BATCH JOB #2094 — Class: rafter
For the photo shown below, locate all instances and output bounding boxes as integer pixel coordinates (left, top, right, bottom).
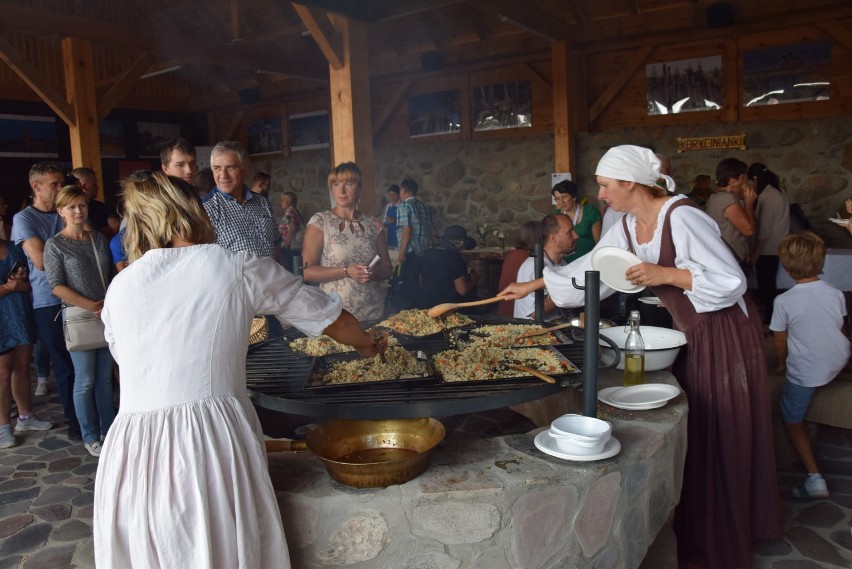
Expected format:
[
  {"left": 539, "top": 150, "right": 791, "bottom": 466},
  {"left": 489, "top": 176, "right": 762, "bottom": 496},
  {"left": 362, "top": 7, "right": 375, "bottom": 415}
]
[
  {"left": 292, "top": 2, "right": 344, "bottom": 70},
  {"left": 0, "top": 36, "right": 75, "bottom": 126},
  {"left": 588, "top": 45, "right": 653, "bottom": 124},
  {"left": 98, "top": 52, "right": 154, "bottom": 119},
  {"left": 467, "top": 0, "right": 568, "bottom": 42}
]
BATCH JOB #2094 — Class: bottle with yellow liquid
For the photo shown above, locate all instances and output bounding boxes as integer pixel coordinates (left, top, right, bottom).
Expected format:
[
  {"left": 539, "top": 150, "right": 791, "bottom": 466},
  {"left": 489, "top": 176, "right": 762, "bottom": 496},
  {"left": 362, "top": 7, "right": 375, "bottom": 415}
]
[{"left": 623, "top": 310, "right": 645, "bottom": 386}]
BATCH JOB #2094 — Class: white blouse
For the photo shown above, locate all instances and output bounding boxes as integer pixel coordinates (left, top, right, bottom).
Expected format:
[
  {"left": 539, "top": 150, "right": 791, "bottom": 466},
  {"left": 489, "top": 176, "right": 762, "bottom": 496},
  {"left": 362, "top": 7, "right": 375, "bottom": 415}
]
[{"left": 544, "top": 195, "right": 748, "bottom": 315}]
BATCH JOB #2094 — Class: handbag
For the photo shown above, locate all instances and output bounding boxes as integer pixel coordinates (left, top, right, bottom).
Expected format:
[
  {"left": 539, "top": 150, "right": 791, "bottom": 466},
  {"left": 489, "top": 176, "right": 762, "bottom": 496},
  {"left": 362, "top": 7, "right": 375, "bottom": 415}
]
[{"left": 63, "top": 235, "right": 109, "bottom": 352}]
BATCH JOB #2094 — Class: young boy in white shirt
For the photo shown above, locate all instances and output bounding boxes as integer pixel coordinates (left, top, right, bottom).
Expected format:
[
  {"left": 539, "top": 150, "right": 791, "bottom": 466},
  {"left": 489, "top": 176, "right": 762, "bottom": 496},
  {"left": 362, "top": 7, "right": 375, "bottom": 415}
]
[{"left": 770, "top": 231, "right": 851, "bottom": 498}]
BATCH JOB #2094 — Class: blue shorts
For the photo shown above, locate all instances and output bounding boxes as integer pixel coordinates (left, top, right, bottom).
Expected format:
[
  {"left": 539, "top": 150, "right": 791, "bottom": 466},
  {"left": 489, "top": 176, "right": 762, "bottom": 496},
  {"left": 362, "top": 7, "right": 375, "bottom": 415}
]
[{"left": 780, "top": 381, "right": 817, "bottom": 423}]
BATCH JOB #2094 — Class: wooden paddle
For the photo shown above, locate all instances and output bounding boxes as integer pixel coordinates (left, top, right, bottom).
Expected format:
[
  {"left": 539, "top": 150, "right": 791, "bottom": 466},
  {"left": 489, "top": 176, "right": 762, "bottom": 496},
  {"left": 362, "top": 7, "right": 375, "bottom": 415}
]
[
  {"left": 514, "top": 322, "right": 575, "bottom": 340},
  {"left": 425, "top": 296, "right": 505, "bottom": 318},
  {"left": 508, "top": 364, "right": 556, "bottom": 383}
]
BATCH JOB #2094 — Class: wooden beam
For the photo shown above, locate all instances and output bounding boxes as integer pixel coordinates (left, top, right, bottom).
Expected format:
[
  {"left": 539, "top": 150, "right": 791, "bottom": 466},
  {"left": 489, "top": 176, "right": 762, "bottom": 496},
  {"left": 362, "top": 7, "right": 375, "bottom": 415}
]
[
  {"left": 225, "top": 108, "right": 250, "bottom": 141},
  {"left": 816, "top": 20, "right": 852, "bottom": 52},
  {"left": 292, "top": 3, "right": 345, "bottom": 70},
  {"left": 588, "top": 45, "right": 653, "bottom": 124},
  {"left": 327, "top": 14, "right": 375, "bottom": 210},
  {"left": 62, "top": 37, "right": 103, "bottom": 198},
  {"left": 231, "top": 0, "right": 246, "bottom": 41},
  {"left": 97, "top": 52, "right": 154, "bottom": 119},
  {"left": 419, "top": 11, "right": 447, "bottom": 48},
  {"left": 524, "top": 62, "right": 552, "bottom": 90},
  {"left": 467, "top": 0, "right": 568, "bottom": 42},
  {"left": 722, "top": 37, "right": 739, "bottom": 122},
  {"left": 551, "top": 40, "right": 574, "bottom": 173},
  {"left": 0, "top": 37, "right": 76, "bottom": 126},
  {"left": 372, "top": 79, "right": 415, "bottom": 142}
]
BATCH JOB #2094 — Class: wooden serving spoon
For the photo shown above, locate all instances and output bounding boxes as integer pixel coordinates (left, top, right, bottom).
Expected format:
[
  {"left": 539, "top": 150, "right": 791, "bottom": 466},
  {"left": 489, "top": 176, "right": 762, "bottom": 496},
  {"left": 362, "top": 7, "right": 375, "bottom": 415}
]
[
  {"left": 426, "top": 296, "right": 505, "bottom": 318},
  {"left": 515, "top": 322, "right": 574, "bottom": 340},
  {"left": 508, "top": 364, "right": 556, "bottom": 383}
]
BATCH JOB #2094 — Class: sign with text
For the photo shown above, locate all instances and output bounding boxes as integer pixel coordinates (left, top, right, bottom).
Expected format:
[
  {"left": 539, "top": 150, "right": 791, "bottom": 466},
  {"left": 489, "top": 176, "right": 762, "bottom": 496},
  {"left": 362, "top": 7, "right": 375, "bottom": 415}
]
[{"left": 677, "top": 134, "right": 746, "bottom": 153}]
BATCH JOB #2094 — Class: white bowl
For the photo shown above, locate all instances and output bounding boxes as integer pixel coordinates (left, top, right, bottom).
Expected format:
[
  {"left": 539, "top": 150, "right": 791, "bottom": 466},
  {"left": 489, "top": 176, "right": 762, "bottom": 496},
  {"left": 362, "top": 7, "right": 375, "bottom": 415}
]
[
  {"left": 599, "top": 325, "right": 687, "bottom": 371},
  {"left": 549, "top": 414, "right": 612, "bottom": 454}
]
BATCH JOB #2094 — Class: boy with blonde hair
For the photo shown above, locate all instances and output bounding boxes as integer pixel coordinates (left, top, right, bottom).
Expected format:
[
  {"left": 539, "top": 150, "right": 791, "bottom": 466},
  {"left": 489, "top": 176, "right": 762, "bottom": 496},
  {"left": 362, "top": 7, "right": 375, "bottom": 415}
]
[{"left": 770, "top": 231, "right": 850, "bottom": 498}]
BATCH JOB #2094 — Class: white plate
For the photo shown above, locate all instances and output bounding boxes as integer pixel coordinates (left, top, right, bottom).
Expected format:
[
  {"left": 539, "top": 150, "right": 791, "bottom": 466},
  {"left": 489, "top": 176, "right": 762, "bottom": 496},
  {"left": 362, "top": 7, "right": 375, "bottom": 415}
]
[
  {"left": 535, "top": 431, "right": 621, "bottom": 461},
  {"left": 828, "top": 218, "right": 849, "bottom": 226},
  {"left": 638, "top": 296, "right": 662, "bottom": 305},
  {"left": 591, "top": 247, "right": 645, "bottom": 293},
  {"left": 607, "top": 383, "right": 681, "bottom": 407},
  {"left": 598, "top": 387, "right": 665, "bottom": 410}
]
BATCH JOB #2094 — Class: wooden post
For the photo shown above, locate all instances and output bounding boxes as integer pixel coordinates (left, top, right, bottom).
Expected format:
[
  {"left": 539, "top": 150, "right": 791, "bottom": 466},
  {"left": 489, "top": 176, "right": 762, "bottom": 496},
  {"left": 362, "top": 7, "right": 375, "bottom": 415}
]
[
  {"left": 62, "top": 37, "right": 104, "bottom": 199},
  {"left": 551, "top": 40, "right": 574, "bottom": 175},
  {"left": 327, "top": 14, "right": 376, "bottom": 213}
]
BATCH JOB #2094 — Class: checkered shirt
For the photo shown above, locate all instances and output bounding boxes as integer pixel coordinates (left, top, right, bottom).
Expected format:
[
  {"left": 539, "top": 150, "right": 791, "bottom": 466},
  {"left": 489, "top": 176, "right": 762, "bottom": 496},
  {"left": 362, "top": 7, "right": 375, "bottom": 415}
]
[
  {"left": 203, "top": 188, "right": 279, "bottom": 258},
  {"left": 395, "top": 196, "right": 434, "bottom": 255}
]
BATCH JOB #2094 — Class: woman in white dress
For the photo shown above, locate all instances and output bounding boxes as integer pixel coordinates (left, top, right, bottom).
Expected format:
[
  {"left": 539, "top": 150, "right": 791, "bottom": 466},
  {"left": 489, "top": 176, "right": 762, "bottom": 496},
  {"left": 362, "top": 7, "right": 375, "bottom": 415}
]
[
  {"left": 302, "top": 162, "right": 393, "bottom": 321},
  {"left": 499, "top": 146, "right": 781, "bottom": 569},
  {"left": 93, "top": 171, "right": 387, "bottom": 569}
]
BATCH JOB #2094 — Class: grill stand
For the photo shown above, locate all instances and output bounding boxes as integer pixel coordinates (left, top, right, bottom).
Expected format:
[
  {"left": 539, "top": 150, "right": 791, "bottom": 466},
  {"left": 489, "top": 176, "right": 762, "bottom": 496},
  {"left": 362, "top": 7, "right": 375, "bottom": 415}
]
[{"left": 573, "top": 270, "right": 601, "bottom": 418}]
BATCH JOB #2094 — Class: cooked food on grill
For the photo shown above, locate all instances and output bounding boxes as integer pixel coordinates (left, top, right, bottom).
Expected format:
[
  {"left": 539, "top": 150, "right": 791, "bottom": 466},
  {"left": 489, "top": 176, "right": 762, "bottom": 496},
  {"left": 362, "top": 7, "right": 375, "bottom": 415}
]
[
  {"left": 433, "top": 346, "right": 578, "bottom": 382},
  {"left": 377, "top": 309, "right": 473, "bottom": 336},
  {"left": 290, "top": 334, "right": 400, "bottom": 356},
  {"left": 449, "top": 323, "right": 563, "bottom": 348},
  {"left": 312, "top": 347, "right": 431, "bottom": 385}
]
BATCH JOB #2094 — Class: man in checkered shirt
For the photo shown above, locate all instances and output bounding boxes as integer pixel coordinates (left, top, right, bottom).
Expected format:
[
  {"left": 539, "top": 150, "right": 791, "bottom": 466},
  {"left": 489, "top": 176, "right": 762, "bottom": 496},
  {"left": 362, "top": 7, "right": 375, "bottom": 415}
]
[
  {"left": 395, "top": 178, "right": 433, "bottom": 265},
  {"left": 203, "top": 141, "right": 279, "bottom": 258}
]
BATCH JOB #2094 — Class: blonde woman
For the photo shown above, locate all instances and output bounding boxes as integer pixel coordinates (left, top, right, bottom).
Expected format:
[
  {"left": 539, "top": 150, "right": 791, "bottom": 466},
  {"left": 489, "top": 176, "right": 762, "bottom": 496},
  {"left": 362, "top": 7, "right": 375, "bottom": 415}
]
[
  {"left": 93, "top": 171, "right": 385, "bottom": 568},
  {"left": 302, "top": 162, "right": 393, "bottom": 320},
  {"left": 43, "top": 186, "right": 115, "bottom": 458}
]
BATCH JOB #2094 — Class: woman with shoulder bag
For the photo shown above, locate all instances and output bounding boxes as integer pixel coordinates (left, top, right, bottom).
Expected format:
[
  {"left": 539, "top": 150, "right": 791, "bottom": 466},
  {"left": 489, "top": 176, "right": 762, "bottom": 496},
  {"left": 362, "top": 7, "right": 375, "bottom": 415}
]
[{"left": 44, "top": 185, "right": 116, "bottom": 457}]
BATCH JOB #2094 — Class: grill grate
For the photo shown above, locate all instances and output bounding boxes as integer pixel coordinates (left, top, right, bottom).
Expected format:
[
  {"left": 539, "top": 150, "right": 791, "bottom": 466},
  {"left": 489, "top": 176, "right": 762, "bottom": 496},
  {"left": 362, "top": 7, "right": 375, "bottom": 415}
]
[{"left": 245, "top": 319, "right": 596, "bottom": 420}]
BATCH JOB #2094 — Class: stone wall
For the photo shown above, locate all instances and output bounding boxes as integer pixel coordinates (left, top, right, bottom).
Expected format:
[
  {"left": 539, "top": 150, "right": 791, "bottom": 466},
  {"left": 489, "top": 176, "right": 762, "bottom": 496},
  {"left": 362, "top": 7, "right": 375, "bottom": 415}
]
[{"left": 252, "top": 116, "right": 852, "bottom": 248}]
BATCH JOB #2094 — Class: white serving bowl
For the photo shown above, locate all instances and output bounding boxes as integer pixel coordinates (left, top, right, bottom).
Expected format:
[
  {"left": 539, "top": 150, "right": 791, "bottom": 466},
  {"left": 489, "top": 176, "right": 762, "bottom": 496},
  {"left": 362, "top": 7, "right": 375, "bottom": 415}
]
[
  {"left": 549, "top": 414, "right": 612, "bottom": 454},
  {"left": 599, "top": 325, "right": 687, "bottom": 371}
]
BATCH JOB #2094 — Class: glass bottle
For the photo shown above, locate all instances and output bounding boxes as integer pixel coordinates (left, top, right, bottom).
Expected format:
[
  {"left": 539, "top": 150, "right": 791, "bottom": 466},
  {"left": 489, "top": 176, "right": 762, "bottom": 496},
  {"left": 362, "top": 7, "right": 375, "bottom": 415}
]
[{"left": 623, "top": 310, "right": 645, "bottom": 386}]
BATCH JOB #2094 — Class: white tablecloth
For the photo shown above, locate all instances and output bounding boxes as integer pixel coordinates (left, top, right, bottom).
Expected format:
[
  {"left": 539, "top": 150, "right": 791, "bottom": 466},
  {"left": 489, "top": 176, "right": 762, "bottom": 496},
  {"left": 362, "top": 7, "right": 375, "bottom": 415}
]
[{"left": 776, "top": 248, "right": 852, "bottom": 291}]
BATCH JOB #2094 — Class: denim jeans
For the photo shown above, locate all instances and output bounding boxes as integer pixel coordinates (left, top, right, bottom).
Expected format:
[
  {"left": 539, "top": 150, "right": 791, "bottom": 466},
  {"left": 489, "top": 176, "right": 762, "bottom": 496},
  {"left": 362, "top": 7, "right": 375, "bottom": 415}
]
[
  {"left": 69, "top": 347, "right": 116, "bottom": 444},
  {"left": 33, "top": 305, "right": 78, "bottom": 430}
]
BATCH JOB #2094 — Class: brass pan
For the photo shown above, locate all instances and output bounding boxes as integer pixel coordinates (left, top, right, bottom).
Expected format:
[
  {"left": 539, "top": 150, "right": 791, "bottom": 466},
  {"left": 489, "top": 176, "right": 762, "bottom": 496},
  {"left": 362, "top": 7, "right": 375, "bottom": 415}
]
[{"left": 266, "top": 418, "right": 445, "bottom": 488}]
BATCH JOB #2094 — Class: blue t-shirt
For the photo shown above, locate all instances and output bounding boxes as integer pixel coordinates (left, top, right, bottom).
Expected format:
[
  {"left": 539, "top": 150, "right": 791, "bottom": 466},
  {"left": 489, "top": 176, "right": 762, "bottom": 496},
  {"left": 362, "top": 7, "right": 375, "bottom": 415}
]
[
  {"left": 11, "top": 206, "right": 64, "bottom": 308},
  {"left": 110, "top": 228, "right": 126, "bottom": 264},
  {"left": 0, "top": 241, "right": 38, "bottom": 351}
]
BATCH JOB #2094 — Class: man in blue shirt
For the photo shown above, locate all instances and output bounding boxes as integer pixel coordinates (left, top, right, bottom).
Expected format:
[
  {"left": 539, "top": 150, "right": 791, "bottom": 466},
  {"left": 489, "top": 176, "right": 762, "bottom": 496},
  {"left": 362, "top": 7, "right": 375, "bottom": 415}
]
[
  {"left": 12, "top": 162, "right": 79, "bottom": 439},
  {"left": 203, "top": 141, "right": 278, "bottom": 259}
]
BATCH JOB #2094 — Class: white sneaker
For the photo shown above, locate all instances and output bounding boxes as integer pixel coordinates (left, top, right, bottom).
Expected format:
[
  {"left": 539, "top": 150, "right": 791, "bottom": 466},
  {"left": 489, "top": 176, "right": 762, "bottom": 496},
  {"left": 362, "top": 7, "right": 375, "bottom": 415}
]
[
  {"left": 792, "top": 473, "right": 829, "bottom": 498},
  {"left": 85, "top": 440, "right": 102, "bottom": 457},
  {"left": 34, "top": 382, "right": 48, "bottom": 396},
  {"left": 15, "top": 414, "right": 53, "bottom": 432},
  {"left": 0, "top": 426, "right": 16, "bottom": 449}
]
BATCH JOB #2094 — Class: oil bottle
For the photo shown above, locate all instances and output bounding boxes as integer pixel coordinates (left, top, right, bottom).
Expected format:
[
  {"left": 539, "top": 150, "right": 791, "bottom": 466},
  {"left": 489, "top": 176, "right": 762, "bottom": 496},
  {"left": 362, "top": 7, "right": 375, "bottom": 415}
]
[{"left": 623, "top": 310, "right": 645, "bottom": 386}]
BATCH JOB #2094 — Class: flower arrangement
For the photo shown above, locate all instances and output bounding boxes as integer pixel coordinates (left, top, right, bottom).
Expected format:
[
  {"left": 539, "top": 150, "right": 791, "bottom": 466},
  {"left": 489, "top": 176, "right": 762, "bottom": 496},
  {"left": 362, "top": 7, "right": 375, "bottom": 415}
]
[{"left": 493, "top": 229, "right": 507, "bottom": 249}]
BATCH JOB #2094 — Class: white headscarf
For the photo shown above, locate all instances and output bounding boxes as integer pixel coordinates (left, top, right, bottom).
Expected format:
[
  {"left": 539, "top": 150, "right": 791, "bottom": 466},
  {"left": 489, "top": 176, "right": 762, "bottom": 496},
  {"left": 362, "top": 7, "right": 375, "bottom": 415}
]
[{"left": 595, "top": 145, "right": 676, "bottom": 193}]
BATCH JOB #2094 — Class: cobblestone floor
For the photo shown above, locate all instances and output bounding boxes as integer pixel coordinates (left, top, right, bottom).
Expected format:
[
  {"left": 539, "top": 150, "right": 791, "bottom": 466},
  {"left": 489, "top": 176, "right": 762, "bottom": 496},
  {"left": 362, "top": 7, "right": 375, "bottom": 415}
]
[{"left": 1, "top": 382, "right": 850, "bottom": 568}]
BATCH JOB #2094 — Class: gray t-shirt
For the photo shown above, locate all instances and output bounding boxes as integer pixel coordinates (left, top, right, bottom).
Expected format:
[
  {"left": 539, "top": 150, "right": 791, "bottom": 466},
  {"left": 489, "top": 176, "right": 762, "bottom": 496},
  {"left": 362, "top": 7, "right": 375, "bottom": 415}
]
[
  {"left": 755, "top": 185, "right": 789, "bottom": 256},
  {"left": 44, "top": 232, "right": 114, "bottom": 304},
  {"left": 706, "top": 191, "right": 749, "bottom": 261}
]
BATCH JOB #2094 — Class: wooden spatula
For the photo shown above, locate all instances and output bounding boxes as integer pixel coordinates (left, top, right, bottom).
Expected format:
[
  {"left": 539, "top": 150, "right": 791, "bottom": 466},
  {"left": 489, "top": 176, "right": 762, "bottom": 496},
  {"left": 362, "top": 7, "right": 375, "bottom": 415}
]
[
  {"left": 426, "top": 296, "right": 505, "bottom": 318},
  {"left": 515, "top": 322, "right": 574, "bottom": 340},
  {"left": 508, "top": 364, "right": 556, "bottom": 383}
]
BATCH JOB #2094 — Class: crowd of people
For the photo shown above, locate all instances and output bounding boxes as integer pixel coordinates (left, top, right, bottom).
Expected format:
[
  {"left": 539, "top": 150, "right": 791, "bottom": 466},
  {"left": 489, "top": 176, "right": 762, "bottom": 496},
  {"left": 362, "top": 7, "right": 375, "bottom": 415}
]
[{"left": 2, "top": 139, "right": 850, "bottom": 569}]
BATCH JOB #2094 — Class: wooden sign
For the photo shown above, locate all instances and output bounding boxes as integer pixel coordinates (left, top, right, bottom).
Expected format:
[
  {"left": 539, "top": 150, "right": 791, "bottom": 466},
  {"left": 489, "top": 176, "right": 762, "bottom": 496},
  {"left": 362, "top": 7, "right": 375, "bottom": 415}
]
[{"left": 677, "top": 134, "right": 746, "bottom": 153}]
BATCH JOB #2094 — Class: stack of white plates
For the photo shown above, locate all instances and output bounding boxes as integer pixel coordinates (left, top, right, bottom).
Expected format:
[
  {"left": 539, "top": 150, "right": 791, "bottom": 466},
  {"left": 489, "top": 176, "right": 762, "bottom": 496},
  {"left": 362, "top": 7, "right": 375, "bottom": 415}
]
[
  {"left": 534, "top": 414, "right": 621, "bottom": 462},
  {"left": 598, "top": 383, "right": 681, "bottom": 410},
  {"left": 638, "top": 296, "right": 662, "bottom": 306}
]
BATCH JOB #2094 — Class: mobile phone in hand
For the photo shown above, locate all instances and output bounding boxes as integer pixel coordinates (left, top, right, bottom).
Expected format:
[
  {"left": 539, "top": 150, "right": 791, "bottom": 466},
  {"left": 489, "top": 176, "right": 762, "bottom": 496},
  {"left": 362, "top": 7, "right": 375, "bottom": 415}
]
[{"left": 5, "top": 261, "right": 26, "bottom": 282}]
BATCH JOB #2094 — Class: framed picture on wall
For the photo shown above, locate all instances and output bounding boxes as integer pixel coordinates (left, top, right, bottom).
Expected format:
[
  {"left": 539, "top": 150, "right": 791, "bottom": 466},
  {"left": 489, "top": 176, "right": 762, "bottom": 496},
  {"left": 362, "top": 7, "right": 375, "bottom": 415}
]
[
  {"left": 408, "top": 91, "right": 461, "bottom": 138},
  {"left": 743, "top": 41, "right": 831, "bottom": 107},
  {"left": 289, "top": 111, "right": 330, "bottom": 151},
  {"left": 100, "top": 120, "right": 126, "bottom": 158},
  {"left": 646, "top": 56, "right": 722, "bottom": 115},
  {"left": 472, "top": 81, "right": 532, "bottom": 131},
  {"left": 137, "top": 121, "right": 180, "bottom": 158},
  {"left": 0, "top": 114, "right": 59, "bottom": 158},
  {"left": 247, "top": 117, "right": 284, "bottom": 156}
]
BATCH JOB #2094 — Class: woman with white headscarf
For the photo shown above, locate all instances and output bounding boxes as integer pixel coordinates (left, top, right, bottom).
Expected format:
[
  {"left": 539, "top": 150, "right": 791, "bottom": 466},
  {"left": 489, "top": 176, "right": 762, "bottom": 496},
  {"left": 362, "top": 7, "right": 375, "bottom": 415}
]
[{"left": 500, "top": 145, "right": 781, "bottom": 569}]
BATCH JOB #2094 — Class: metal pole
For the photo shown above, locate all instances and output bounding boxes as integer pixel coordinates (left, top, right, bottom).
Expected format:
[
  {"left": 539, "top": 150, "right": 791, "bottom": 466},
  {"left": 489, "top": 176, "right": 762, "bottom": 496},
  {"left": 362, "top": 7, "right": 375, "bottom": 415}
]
[
  {"left": 573, "top": 271, "right": 600, "bottom": 418},
  {"left": 534, "top": 243, "right": 544, "bottom": 321}
]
